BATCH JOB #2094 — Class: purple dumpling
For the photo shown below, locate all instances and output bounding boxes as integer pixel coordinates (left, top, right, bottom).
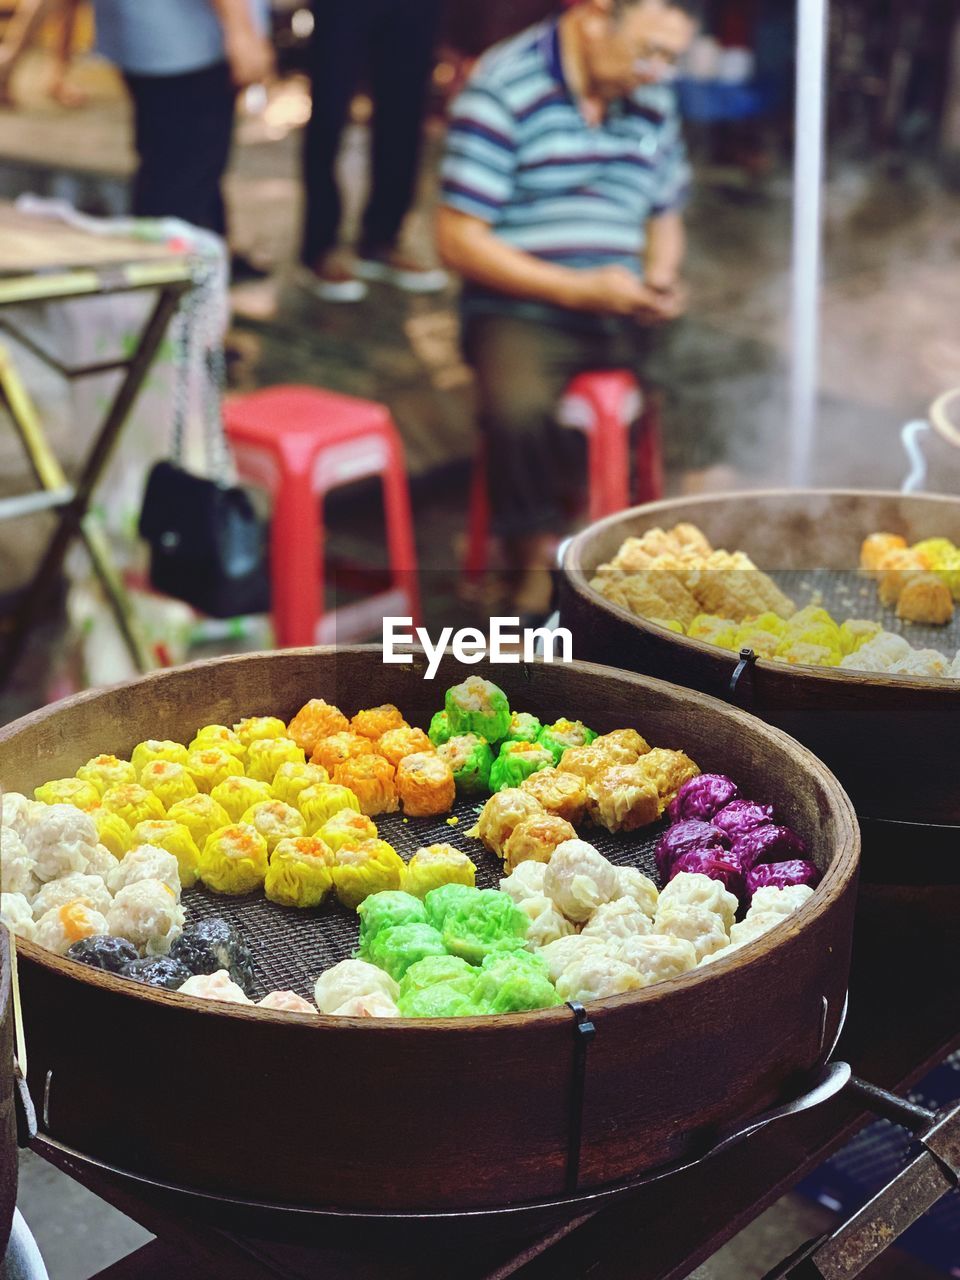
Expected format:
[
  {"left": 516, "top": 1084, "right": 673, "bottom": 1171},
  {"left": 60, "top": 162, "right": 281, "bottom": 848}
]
[
  {"left": 669, "top": 847, "right": 746, "bottom": 903},
  {"left": 667, "top": 773, "right": 740, "bottom": 823},
  {"left": 746, "top": 859, "right": 821, "bottom": 899},
  {"left": 731, "top": 824, "right": 808, "bottom": 873},
  {"left": 712, "top": 799, "right": 775, "bottom": 841},
  {"left": 655, "top": 820, "right": 729, "bottom": 880}
]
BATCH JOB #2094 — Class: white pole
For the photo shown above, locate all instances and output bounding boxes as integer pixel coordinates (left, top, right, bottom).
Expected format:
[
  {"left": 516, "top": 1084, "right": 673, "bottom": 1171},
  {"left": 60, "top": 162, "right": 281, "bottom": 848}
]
[{"left": 789, "top": 0, "right": 829, "bottom": 486}]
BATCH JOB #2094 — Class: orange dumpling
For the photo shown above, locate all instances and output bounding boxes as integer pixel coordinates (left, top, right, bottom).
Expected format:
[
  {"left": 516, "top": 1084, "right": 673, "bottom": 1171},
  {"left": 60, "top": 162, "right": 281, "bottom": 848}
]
[
  {"left": 350, "top": 704, "right": 407, "bottom": 741},
  {"left": 311, "top": 731, "right": 375, "bottom": 775},
  {"left": 287, "top": 699, "right": 350, "bottom": 754},
  {"left": 376, "top": 726, "right": 434, "bottom": 768},
  {"left": 332, "top": 754, "right": 399, "bottom": 816}
]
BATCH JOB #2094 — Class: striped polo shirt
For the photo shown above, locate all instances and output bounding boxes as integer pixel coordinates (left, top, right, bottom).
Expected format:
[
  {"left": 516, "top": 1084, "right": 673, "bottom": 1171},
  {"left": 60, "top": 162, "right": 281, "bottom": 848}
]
[{"left": 441, "top": 16, "right": 690, "bottom": 319}]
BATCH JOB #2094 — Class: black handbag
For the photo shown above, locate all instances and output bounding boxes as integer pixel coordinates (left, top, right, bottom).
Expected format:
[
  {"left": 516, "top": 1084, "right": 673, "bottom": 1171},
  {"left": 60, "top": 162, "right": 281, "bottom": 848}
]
[{"left": 138, "top": 278, "right": 271, "bottom": 618}]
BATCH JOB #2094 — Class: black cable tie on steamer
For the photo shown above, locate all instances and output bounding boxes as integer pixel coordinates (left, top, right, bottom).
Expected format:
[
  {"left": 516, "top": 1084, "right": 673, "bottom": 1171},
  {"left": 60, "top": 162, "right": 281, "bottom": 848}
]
[
  {"left": 565, "top": 1000, "right": 597, "bottom": 1194},
  {"left": 729, "top": 647, "right": 758, "bottom": 701}
]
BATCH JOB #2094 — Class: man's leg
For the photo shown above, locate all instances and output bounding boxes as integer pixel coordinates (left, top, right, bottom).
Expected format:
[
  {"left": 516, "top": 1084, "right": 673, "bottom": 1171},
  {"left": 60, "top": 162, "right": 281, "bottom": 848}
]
[
  {"left": 360, "top": 0, "right": 443, "bottom": 258},
  {"left": 125, "top": 62, "right": 235, "bottom": 235},
  {"left": 300, "top": 0, "right": 372, "bottom": 269}
]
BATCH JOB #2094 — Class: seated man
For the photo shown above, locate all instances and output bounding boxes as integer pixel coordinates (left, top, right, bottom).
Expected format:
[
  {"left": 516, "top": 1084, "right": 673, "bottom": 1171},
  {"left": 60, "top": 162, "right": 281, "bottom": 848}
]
[{"left": 437, "top": 0, "right": 697, "bottom": 612}]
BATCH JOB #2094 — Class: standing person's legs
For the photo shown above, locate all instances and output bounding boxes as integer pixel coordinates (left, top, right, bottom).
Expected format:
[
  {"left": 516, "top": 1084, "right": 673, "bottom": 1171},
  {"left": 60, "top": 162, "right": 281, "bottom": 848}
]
[
  {"left": 300, "top": 0, "right": 373, "bottom": 270},
  {"left": 125, "top": 62, "right": 235, "bottom": 235},
  {"left": 360, "top": 0, "right": 443, "bottom": 258}
]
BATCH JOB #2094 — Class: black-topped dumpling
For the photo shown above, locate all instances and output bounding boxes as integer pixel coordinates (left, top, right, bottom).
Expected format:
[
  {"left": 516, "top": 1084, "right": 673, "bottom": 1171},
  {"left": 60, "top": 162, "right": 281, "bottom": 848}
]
[
  {"left": 168, "top": 918, "right": 255, "bottom": 995},
  {"left": 122, "top": 956, "right": 193, "bottom": 990},
  {"left": 67, "top": 936, "right": 139, "bottom": 973}
]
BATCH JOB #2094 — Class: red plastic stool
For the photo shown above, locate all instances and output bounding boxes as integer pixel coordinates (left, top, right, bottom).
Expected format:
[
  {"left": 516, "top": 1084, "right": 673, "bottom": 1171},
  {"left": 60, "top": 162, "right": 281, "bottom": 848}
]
[
  {"left": 224, "top": 385, "right": 422, "bottom": 647},
  {"left": 463, "top": 369, "right": 663, "bottom": 580}
]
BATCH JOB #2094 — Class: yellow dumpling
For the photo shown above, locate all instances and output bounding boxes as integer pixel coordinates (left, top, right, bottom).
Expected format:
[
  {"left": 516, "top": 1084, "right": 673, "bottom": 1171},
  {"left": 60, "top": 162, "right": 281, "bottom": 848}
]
[
  {"left": 232, "top": 716, "right": 288, "bottom": 746},
  {"left": 317, "top": 809, "right": 378, "bottom": 853},
  {"left": 34, "top": 777, "right": 101, "bottom": 812},
  {"left": 188, "top": 724, "right": 246, "bottom": 760},
  {"left": 94, "top": 809, "right": 133, "bottom": 859},
  {"left": 186, "top": 746, "right": 245, "bottom": 794},
  {"left": 210, "top": 775, "right": 274, "bottom": 823},
  {"left": 263, "top": 836, "right": 335, "bottom": 908},
  {"left": 332, "top": 839, "right": 405, "bottom": 910},
  {"left": 271, "top": 761, "right": 330, "bottom": 807},
  {"left": 166, "top": 794, "right": 232, "bottom": 849},
  {"left": 403, "top": 844, "right": 476, "bottom": 898},
  {"left": 76, "top": 754, "right": 136, "bottom": 795},
  {"left": 100, "top": 782, "right": 165, "bottom": 827},
  {"left": 131, "top": 819, "right": 201, "bottom": 889},
  {"left": 297, "top": 783, "right": 360, "bottom": 834},
  {"left": 131, "top": 739, "right": 189, "bottom": 775},
  {"left": 198, "top": 823, "right": 269, "bottom": 895},
  {"left": 138, "top": 760, "right": 199, "bottom": 809},
  {"left": 245, "top": 737, "right": 305, "bottom": 783},
  {"left": 240, "top": 799, "right": 306, "bottom": 854}
]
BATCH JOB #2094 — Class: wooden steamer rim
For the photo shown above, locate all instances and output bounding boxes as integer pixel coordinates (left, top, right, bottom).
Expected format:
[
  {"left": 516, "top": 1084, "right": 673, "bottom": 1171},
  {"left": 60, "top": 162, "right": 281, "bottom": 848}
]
[{"left": 0, "top": 648, "right": 860, "bottom": 1214}]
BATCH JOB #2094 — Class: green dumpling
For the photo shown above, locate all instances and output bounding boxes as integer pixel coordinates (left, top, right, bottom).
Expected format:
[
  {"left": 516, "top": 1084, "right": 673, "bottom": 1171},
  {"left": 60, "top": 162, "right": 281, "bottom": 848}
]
[
  {"left": 537, "top": 719, "right": 596, "bottom": 765},
  {"left": 367, "top": 923, "right": 447, "bottom": 981},
  {"left": 399, "top": 954, "right": 477, "bottom": 998},
  {"left": 357, "top": 891, "right": 427, "bottom": 957},
  {"left": 397, "top": 982, "right": 479, "bottom": 1018},
  {"left": 441, "top": 889, "right": 529, "bottom": 965},
  {"left": 444, "top": 677, "right": 511, "bottom": 744},
  {"left": 489, "top": 741, "right": 554, "bottom": 792},
  {"left": 437, "top": 734, "right": 494, "bottom": 796},
  {"left": 428, "top": 711, "right": 453, "bottom": 747},
  {"left": 423, "top": 882, "right": 481, "bottom": 932},
  {"left": 503, "top": 711, "right": 543, "bottom": 746},
  {"left": 474, "top": 951, "right": 561, "bottom": 1014}
]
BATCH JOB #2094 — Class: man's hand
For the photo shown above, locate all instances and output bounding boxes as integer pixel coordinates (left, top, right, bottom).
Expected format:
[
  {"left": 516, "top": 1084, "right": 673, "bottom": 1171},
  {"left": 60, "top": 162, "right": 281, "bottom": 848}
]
[{"left": 224, "top": 25, "right": 275, "bottom": 87}]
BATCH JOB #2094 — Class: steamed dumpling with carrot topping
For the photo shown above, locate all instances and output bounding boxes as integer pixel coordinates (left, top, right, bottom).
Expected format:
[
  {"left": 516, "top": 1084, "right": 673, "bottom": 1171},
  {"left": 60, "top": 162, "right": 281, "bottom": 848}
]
[
  {"left": 138, "top": 760, "right": 198, "bottom": 809},
  {"left": 232, "top": 716, "right": 287, "bottom": 746},
  {"left": 402, "top": 844, "right": 476, "bottom": 898},
  {"left": 130, "top": 820, "right": 201, "bottom": 890},
  {"left": 318, "top": 809, "right": 378, "bottom": 852},
  {"left": 376, "top": 725, "right": 434, "bottom": 768},
  {"left": 286, "top": 698, "right": 350, "bottom": 754},
  {"left": 332, "top": 754, "right": 399, "bottom": 816},
  {"left": 469, "top": 788, "right": 544, "bottom": 858},
  {"left": 543, "top": 839, "right": 618, "bottom": 923},
  {"left": 131, "top": 739, "right": 190, "bottom": 774},
  {"left": 210, "top": 775, "right": 274, "bottom": 824},
  {"left": 270, "top": 761, "right": 330, "bottom": 807},
  {"left": 396, "top": 752, "right": 455, "bottom": 817},
  {"left": 296, "top": 783, "right": 360, "bottom": 833},
  {"left": 188, "top": 724, "right": 246, "bottom": 760},
  {"left": 32, "top": 873, "right": 113, "bottom": 921},
  {"left": 264, "top": 836, "right": 335, "bottom": 908},
  {"left": 76, "top": 754, "right": 137, "bottom": 796},
  {"left": 351, "top": 704, "right": 407, "bottom": 741},
  {"left": 588, "top": 764, "right": 660, "bottom": 832},
  {"left": 310, "top": 731, "right": 374, "bottom": 776},
  {"left": 332, "top": 839, "right": 405, "bottom": 910},
  {"left": 165, "top": 794, "right": 231, "bottom": 851},
  {"left": 245, "top": 736, "right": 305, "bottom": 783},
  {"left": 35, "top": 900, "right": 109, "bottom": 956},
  {"left": 185, "top": 747, "right": 245, "bottom": 795},
  {"left": 502, "top": 812, "right": 577, "bottom": 873},
  {"left": 34, "top": 777, "right": 101, "bottom": 812},
  {"left": 198, "top": 824, "right": 269, "bottom": 895},
  {"left": 101, "top": 782, "right": 167, "bottom": 827},
  {"left": 240, "top": 800, "right": 306, "bottom": 854}
]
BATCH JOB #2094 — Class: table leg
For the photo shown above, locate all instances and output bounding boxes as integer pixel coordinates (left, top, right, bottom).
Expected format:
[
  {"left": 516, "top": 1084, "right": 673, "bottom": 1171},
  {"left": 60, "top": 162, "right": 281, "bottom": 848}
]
[{"left": 0, "top": 284, "right": 184, "bottom": 690}]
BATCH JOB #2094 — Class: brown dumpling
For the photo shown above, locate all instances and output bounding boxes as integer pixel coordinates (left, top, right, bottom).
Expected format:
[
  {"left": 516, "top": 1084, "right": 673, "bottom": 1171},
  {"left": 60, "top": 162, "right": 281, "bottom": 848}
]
[
  {"left": 634, "top": 748, "right": 700, "bottom": 812},
  {"left": 588, "top": 764, "right": 660, "bottom": 833},
  {"left": 502, "top": 813, "right": 577, "bottom": 873},
  {"left": 519, "top": 767, "right": 589, "bottom": 825},
  {"left": 468, "top": 788, "right": 544, "bottom": 858}
]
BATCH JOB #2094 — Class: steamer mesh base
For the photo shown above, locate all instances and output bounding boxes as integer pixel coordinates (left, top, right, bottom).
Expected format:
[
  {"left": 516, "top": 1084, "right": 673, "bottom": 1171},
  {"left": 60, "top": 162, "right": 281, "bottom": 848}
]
[{"left": 181, "top": 802, "right": 667, "bottom": 1004}]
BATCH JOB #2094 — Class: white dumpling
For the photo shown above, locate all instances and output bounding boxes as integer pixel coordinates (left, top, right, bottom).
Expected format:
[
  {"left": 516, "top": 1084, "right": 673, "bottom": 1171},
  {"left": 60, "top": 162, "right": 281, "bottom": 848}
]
[
  {"left": 1, "top": 893, "right": 36, "bottom": 942},
  {"left": 1, "top": 794, "right": 41, "bottom": 838},
  {"left": 616, "top": 933, "right": 698, "bottom": 986},
  {"left": 657, "top": 872, "right": 738, "bottom": 931},
  {"left": 32, "top": 873, "right": 112, "bottom": 922},
  {"left": 543, "top": 839, "right": 618, "bottom": 923},
  {"left": 610, "top": 866, "right": 658, "bottom": 918},
  {"left": 653, "top": 903, "right": 729, "bottom": 962},
  {"left": 24, "top": 805, "right": 97, "bottom": 882},
  {"left": 582, "top": 898, "right": 654, "bottom": 943},
  {"left": 555, "top": 952, "right": 642, "bottom": 1002},
  {"left": 34, "top": 900, "right": 109, "bottom": 955},
  {"left": 729, "top": 912, "right": 782, "bottom": 948},
  {"left": 537, "top": 934, "right": 610, "bottom": 984},
  {"left": 889, "top": 649, "right": 951, "bottom": 678},
  {"left": 84, "top": 845, "right": 121, "bottom": 881},
  {"left": 1, "top": 828, "right": 40, "bottom": 902},
  {"left": 108, "top": 846, "right": 181, "bottom": 901},
  {"left": 330, "top": 992, "right": 400, "bottom": 1017},
  {"left": 949, "top": 651, "right": 960, "bottom": 679},
  {"left": 748, "top": 885, "right": 814, "bottom": 920},
  {"left": 517, "top": 893, "right": 576, "bottom": 948},
  {"left": 106, "top": 879, "right": 185, "bottom": 955},
  {"left": 499, "top": 860, "right": 548, "bottom": 905},
  {"left": 179, "top": 969, "right": 252, "bottom": 1004},
  {"left": 257, "top": 990, "right": 316, "bottom": 1014},
  {"left": 313, "top": 958, "right": 400, "bottom": 1014}
]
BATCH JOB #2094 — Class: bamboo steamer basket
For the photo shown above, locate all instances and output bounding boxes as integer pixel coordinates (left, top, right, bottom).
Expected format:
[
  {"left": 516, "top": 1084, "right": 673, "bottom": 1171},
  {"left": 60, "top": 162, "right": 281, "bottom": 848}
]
[
  {"left": 560, "top": 490, "right": 960, "bottom": 831},
  {"left": 0, "top": 648, "right": 858, "bottom": 1214}
]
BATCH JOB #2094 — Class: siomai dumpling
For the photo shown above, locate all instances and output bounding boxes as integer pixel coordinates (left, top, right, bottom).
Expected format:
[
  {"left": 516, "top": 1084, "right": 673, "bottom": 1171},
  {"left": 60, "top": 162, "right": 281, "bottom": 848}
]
[
  {"left": 350, "top": 704, "right": 407, "bottom": 742},
  {"left": 499, "top": 859, "right": 548, "bottom": 905},
  {"left": 32, "top": 873, "right": 112, "bottom": 921},
  {"left": 313, "top": 958, "right": 400, "bottom": 1013},
  {"left": 0, "top": 828, "right": 39, "bottom": 902},
  {"left": 402, "top": 844, "right": 476, "bottom": 898},
  {"left": 257, "top": 990, "right": 316, "bottom": 1014},
  {"left": 198, "top": 824, "right": 269, "bottom": 895},
  {"left": 582, "top": 898, "right": 654, "bottom": 943},
  {"left": 611, "top": 867, "right": 659, "bottom": 918},
  {"left": 517, "top": 893, "right": 576, "bottom": 948},
  {"left": 24, "top": 804, "right": 98, "bottom": 882},
  {"left": 264, "top": 836, "right": 335, "bottom": 908},
  {"left": 537, "top": 934, "right": 610, "bottom": 984},
  {"left": 2, "top": 793, "right": 41, "bottom": 837},
  {"left": 138, "top": 760, "right": 198, "bottom": 809},
  {"left": 210, "top": 776, "right": 274, "bottom": 824},
  {"left": 1, "top": 893, "right": 36, "bottom": 942},
  {"left": 131, "top": 739, "right": 190, "bottom": 774},
  {"left": 286, "top": 699, "right": 349, "bottom": 755},
  {"left": 376, "top": 726, "right": 434, "bottom": 768},
  {"left": 106, "top": 879, "right": 185, "bottom": 955},
  {"left": 34, "top": 901, "right": 108, "bottom": 955},
  {"left": 588, "top": 765, "right": 660, "bottom": 833},
  {"left": 297, "top": 783, "right": 361, "bottom": 834},
  {"left": 270, "top": 762, "right": 330, "bottom": 808},
  {"left": 239, "top": 800, "right": 306, "bottom": 854},
  {"left": 635, "top": 748, "right": 701, "bottom": 812},
  {"left": 519, "top": 768, "right": 589, "bottom": 825},
  {"left": 555, "top": 952, "right": 643, "bottom": 1002},
  {"left": 615, "top": 933, "right": 698, "bottom": 986},
  {"left": 332, "top": 754, "right": 399, "bottom": 816},
  {"left": 748, "top": 884, "right": 815, "bottom": 919},
  {"left": 502, "top": 812, "right": 577, "bottom": 873},
  {"left": 108, "top": 845, "right": 181, "bottom": 900},
  {"left": 310, "top": 732, "right": 374, "bottom": 776},
  {"left": 557, "top": 742, "right": 623, "bottom": 784},
  {"left": 76, "top": 754, "right": 137, "bottom": 796},
  {"left": 165, "top": 794, "right": 231, "bottom": 851},
  {"left": 187, "top": 726, "right": 245, "bottom": 760},
  {"left": 246, "top": 737, "right": 305, "bottom": 784},
  {"left": 84, "top": 845, "right": 121, "bottom": 881},
  {"left": 653, "top": 903, "right": 729, "bottom": 962},
  {"left": 396, "top": 753, "right": 455, "bottom": 817},
  {"left": 330, "top": 992, "right": 400, "bottom": 1018},
  {"left": 232, "top": 715, "right": 288, "bottom": 746},
  {"left": 332, "top": 840, "right": 405, "bottom": 910},
  {"left": 469, "top": 788, "right": 544, "bottom": 858},
  {"left": 317, "top": 809, "right": 378, "bottom": 852},
  {"left": 543, "top": 839, "right": 618, "bottom": 923},
  {"left": 130, "top": 821, "right": 200, "bottom": 890},
  {"left": 178, "top": 969, "right": 252, "bottom": 1005},
  {"left": 34, "top": 777, "right": 102, "bottom": 812},
  {"left": 184, "top": 748, "right": 244, "bottom": 795},
  {"left": 591, "top": 729, "right": 650, "bottom": 763},
  {"left": 657, "top": 871, "right": 739, "bottom": 931}
]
